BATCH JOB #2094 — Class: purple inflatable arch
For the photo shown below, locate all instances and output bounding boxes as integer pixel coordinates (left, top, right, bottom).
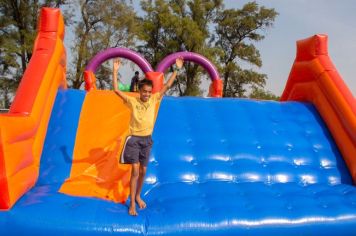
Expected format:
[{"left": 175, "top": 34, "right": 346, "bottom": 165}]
[
  {"left": 85, "top": 48, "right": 153, "bottom": 73},
  {"left": 156, "top": 52, "right": 220, "bottom": 80}
]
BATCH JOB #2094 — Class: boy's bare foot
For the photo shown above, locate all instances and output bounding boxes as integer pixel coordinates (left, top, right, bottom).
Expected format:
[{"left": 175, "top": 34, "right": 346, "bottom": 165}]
[
  {"left": 129, "top": 204, "right": 138, "bottom": 216},
  {"left": 136, "top": 196, "right": 146, "bottom": 209}
]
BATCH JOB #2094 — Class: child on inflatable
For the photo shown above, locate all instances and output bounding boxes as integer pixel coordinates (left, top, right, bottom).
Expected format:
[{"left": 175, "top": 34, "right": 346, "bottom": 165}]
[{"left": 112, "top": 57, "right": 184, "bottom": 216}]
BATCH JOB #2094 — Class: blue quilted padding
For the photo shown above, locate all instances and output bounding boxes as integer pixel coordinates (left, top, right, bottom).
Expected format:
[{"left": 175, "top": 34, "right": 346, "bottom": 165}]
[{"left": 0, "top": 92, "right": 355, "bottom": 235}]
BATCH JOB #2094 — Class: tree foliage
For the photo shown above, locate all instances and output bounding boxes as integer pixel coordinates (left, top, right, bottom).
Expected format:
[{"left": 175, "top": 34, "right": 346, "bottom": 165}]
[
  {"left": 138, "top": 0, "right": 278, "bottom": 97},
  {"left": 68, "top": 0, "right": 137, "bottom": 89},
  {"left": 0, "top": 0, "right": 280, "bottom": 106},
  {"left": 138, "top": 0, "right": 223, "bottom": 96},
  {"left": 214, "top": 2, "right": 278, "bottom": 97},
  {"left": 249, "top": 87, "right": 280, "bottom": 101}
]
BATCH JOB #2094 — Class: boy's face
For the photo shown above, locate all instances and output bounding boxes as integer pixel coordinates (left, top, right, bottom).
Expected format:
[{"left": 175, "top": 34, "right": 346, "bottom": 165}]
[{"left": 139, "top": 84, "right": 153, "bottom": 102}]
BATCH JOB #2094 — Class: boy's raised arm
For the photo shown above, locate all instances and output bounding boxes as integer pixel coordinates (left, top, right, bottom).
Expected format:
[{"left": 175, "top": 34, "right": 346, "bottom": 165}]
[
  {"left": 112, "top": 58, "right": 128, "bottom": 102},
  {"left": 158, "top": 58, "right": 184, "bottom": 98}
]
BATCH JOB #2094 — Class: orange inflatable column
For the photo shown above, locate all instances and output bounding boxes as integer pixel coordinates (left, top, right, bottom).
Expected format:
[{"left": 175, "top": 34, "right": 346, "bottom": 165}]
[
  {"left": 84, "top": 71, "right": 97, "bottom": 91},
  {"left": 145, "top": 72, "right": 164, "bottom": 93},
  {"left": 213, "top": 79, "right": 223, "bottom": 97},
  {"left": 209, "top": 79, "right": 223, "bottom": 97}
]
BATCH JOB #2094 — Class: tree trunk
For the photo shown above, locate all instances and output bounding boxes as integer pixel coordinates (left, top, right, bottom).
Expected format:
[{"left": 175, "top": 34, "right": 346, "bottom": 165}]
[
  {"left": 11, "top": 1, "right": 27, "bottom": 73},
  {"left": 223, "top": 71, "right": 229, "bottom": 97},
  {"left": 73, "top": 32, "right": 89, "bottom": 89}
]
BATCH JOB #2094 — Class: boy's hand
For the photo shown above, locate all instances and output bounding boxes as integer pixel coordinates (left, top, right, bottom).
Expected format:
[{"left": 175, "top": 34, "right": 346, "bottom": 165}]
[
  {"left": 175, "top": 57, "right": 184, "bottom": 69},
  {"left": 113, "top": 58, "right": 121, "bottom": 72}
]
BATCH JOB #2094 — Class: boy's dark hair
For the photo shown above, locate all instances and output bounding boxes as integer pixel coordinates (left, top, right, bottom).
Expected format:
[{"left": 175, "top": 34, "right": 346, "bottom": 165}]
[{"left": 138, "top": 79, "right": 153, "bottom": 89}]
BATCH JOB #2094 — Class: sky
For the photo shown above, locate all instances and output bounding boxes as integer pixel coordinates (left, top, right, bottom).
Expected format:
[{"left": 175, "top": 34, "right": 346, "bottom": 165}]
[
  {"left": 65, "top": 0, "right": 356, "bottom": 96},
  {"left": 223, "top": 0, "right": 356, "bottom": 96}
]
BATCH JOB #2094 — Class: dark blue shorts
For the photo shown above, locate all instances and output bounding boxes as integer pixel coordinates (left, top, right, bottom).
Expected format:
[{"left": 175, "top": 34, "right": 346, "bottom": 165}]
[{"left": 120, "top": 135, "right": 153, "bottom": 167}]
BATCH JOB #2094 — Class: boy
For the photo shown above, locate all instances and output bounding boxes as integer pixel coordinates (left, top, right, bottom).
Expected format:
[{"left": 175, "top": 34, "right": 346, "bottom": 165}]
[{"left": 112, "top": 57, "right": 184, "bottom": 216}]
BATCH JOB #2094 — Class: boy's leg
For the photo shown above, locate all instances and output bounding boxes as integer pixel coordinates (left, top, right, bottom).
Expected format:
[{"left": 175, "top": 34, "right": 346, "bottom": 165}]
[
  {"left": 136, "top": 165, "right": 147, "bottom": 209},
  {"left": 120, "top": 136, "right": 141, "bottom": 216},
  {"left": 129, "top": 163, "right": 140, "bottom": 216},
  {"left": 136, "top": 136, "right": 152, "bottom": 209}
]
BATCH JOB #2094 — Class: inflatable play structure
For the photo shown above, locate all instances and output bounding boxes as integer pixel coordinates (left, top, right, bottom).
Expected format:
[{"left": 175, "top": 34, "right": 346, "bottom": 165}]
[{"left": 0, "top": 8, "right": 355, "bottom": 235}]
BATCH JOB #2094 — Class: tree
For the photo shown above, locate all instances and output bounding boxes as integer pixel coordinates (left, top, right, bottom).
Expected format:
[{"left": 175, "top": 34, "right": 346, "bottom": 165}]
[
  {"left": 1, "top": 0, "right": 279, "bottom": 102},
  {"left": 0, "top": 0, "right": 68, "bottom": 108},
  {"left": 214, "top": 2, "right": 278, "bottom": 97},
  {"left": 68, "top": 0, "right": 137, "bottom": 89},
  {"left": 138, "top": 0, "right": 223, "bottom": 96},
  {"left": 249, "top": 87, "right": 279, "bottom": 101}
]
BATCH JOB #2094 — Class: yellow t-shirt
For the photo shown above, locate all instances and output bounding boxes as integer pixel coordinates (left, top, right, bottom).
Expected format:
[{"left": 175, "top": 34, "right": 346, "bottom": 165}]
[{"left": 123, "top": 93, "right": 162, "bottom": 136}]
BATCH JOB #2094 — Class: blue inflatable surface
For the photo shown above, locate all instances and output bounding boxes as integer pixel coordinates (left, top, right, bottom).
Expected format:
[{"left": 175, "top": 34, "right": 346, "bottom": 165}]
[{"left": 1, "top": 91, "right": 356, "bottom": 235}]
